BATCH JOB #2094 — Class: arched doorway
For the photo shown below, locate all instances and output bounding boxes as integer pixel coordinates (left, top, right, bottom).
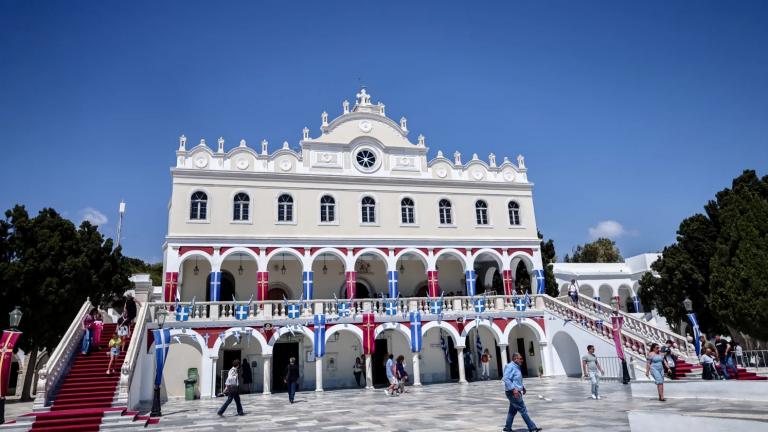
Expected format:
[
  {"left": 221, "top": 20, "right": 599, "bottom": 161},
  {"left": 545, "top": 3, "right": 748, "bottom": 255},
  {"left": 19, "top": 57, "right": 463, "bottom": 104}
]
[
  {"left": 206, "top": 270, "right": 235, "bottom": 302},
  {"left": 267, "top": 287, "right": 289, "bottom": 301},
  {"left": 552, "top": 331, "right": 581, "bottom": 377}
]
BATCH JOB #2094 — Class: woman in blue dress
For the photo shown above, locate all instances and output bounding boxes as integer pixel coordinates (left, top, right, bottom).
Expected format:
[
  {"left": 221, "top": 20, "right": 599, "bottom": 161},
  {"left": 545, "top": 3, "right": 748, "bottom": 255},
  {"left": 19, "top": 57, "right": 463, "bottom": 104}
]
[{"left": 645, "top": 343, "right": 667, "bottom": 401}]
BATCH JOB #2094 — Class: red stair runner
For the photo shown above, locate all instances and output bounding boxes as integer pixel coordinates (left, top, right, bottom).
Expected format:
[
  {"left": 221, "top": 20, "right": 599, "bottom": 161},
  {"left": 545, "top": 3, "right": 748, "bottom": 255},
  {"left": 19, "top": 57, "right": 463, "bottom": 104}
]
[
  {"left": 671, "top": 358, "right": 767, "bottom": 381},
  {"left": 27, "top": 323, "right": 135, "bottom": 431}
]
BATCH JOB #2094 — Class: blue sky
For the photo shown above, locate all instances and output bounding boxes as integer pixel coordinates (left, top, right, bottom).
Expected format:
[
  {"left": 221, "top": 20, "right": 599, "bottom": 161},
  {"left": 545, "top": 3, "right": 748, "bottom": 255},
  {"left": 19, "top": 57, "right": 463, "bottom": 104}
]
[{"left": 1, "top": 1, "right": 767, "bottom": 263}]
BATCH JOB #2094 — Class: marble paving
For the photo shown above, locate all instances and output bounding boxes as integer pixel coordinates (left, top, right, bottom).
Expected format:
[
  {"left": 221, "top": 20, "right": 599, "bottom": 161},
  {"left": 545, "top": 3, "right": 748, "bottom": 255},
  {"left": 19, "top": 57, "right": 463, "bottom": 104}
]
[{"left": 141, "top": 378, "right": 768, "bottom": 432}]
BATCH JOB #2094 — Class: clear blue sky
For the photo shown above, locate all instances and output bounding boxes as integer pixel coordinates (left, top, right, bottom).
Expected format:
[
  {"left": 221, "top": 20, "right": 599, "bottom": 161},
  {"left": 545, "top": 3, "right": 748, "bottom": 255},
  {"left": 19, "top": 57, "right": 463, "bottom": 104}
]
[{"left": 2, "top": 1, "right": 767, "bottom": 263}]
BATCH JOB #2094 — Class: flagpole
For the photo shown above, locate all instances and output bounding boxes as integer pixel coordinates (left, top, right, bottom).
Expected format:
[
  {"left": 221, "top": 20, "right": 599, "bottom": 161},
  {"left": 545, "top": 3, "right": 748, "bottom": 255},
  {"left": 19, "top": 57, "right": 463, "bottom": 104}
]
[{"left": 116, "top": 201, "right": 126, "bottom": 248}]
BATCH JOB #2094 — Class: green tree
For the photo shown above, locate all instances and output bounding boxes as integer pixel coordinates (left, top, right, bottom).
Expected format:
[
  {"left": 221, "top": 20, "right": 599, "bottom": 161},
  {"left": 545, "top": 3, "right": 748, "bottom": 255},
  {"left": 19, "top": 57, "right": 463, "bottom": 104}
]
[
  {"left": 124, "top": 257, "right": 163, "bottom": 286},
  {"left": 538, "top": 230, "right": 559, "bottom": 297},
  {"left": 564, "top": 238, "right": 623, "bottom": 263}
]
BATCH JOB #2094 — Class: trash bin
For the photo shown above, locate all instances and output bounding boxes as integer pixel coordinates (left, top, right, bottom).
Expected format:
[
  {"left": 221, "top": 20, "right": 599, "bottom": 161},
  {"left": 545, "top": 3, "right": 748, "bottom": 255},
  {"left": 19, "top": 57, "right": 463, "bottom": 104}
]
[{"left": 184, "top": 368, "right": 199, "bottom": 400}]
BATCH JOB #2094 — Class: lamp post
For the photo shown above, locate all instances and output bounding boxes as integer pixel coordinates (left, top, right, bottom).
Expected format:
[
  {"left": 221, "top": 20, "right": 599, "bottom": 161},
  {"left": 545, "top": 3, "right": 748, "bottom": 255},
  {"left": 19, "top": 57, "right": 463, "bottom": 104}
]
[
  {"left": 150, "top": 309, "right": 168, "bottom": 417},
  {"left": 1, "top": 307, "right": 23, "bottom": 424},
  {"left": 683, "top": 297, "right": 701, "bottom": 357}
]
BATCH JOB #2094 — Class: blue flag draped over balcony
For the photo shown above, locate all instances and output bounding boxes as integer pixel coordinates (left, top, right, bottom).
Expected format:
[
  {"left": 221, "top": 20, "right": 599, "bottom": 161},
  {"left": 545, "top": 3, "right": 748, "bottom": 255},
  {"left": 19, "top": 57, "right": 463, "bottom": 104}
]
[
  {"left": 337, "top": 301, "right": 350, "bottom": 317},
  {"left": 302, "top": 271, "right": 314, "bottom": 300},
  {"left": 235, "top": 304, "right": 249, "bottom": 320},
  {"left": 287, "top": 303, "right": 301, "bottom": 319},
  {"left": 429, "top": 299, "right": 443, "bottom": 316},
  {"left": 473, "top": 298, "right": 485, "bottom": 313},
  {"left": 387, "top": 271, "right": 399, "bottom": 299},
  {"left": 534, "top": 269, "right": 545, "bottom": 294},
  {"left": 175, "top": 305, "right": 190, "bottom": 322},
  {"left": 515, "top": 297, "right": 527, "bottom": 311},
  {"left": 385, "top": 300, "right": 398, "bottom": 316},
  {"left": 153, "top": 328, "right": 171, "bottom": 386},
  {"left": 209, "top": 271, "right": 222, "bottom": 301},
  {"left": 409, "top": 312, "right": 422, "bottom": 352},
  {"left": 465, "top": 270, "right": 476, "bottom": 297},
  {"left": 314, "top": 314, "right": 326, "bottom": 358}
]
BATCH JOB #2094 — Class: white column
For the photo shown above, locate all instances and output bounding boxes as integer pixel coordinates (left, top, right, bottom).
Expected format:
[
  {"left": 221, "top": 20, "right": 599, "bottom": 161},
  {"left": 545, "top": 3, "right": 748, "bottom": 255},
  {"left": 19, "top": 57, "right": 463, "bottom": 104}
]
[
  {"left": 201, "top": 355, "right": 214, "bottom": 398},
  {"left": 412, "top": 353, "right": 422, "bottom": 386},
  {"left": 211, "top": 357, "right": 218, "bottom": 397},
  {"left": 315, "top": 357, "right": 324, "bottom": 392},
  {"left": 365, "top": 354, "right": 373, "bottom": 389},
  {"left": 262, "top": 354, "right": 272, "bottom": 395},
  {"left": 499, "top": 344, "right": 509, "bottom": 370},
  {"left": 457, "top": 347, "right": 467, "bottom": 384}
]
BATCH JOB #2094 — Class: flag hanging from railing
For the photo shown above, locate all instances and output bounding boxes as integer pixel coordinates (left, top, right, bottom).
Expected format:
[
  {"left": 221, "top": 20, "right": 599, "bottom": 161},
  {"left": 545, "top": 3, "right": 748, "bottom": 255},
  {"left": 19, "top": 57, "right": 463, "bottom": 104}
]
[
  {"left": 235, "top": 304, "right": 249, "bottom": 320},
  {"left": 346, "top": 271, "right": 357, "bottom": 300},
  {"left": 687, "top": 313, "right": 701, "bottom": 357},
  {"left": 427, "top": 271, "right": 439, "bottom": 298},
  {"left": 337, "top": 301, "right": 351, "bottom": 317},
  {"left": 209, "top": 271, "right": 222, "bottom": 302},
  {"left": 429, "top": 298, "right": 443, "bottom": 316},
  {"left": 175, "top": 305, "right": 190, "bottom": 322},
  {"left": 534, "top": 269, "right": 546, "bottom": 294},
  {"left": 152, "top": 328, "right": 171, "bottom": 387},
  {"left": 314, "top": 314, "right": 326, "bottom": 358},
  {"left": 387, "top": 271, "right": 399, "bottom": 299},
  {"left": 302, "top": 271, "right": 314, "bottom": 300},
  {"left": 610, "top": 315, "right": 625, "bottom": 361},
  {"left": 0, "top": 330, "right": 22, "bottom": 397},
  {"left": 256, "top": 272, "right": 269, "bottom": 301},
  {"left": 515, "top": 296, "right": 527, "bottom": 311},
  {"left": 473, "top": 298, "right": 485, "bottom": 313},
  {"left": 164, "top": 272, "right": 178, "bottom": 303},
  {"left": 385, "top": 300, "right": 398, "bottom": 316},
  {"left": 475, "top": 327, "right": 483, "bottom": 364},
  {"left": 409, "top": 312, "right": 422, "bottom": 352},
  {"left": 361, "top": 312, "right": 376, "bottom": 355},
  {"left": 502, "top": 270, "right": 514, "bottom": 296},
  {"left": 465, "top": 270, "right": 476, "bottom": 296}
]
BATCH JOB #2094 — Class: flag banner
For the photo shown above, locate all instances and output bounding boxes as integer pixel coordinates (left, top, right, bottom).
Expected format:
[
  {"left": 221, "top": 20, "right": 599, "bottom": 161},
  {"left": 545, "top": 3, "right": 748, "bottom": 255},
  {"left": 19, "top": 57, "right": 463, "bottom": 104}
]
[
  {"left": 209, "top": 271, "right": 222, "bottom": 302},
  {"left": 475, "top": 328, "right": 483, "bottom": 364},
  {"left": 409, "top": 312, "right": 422, "bottom": 352},
  {"left": 346, "top": 271, "right": 357, "bottom": 300},
  {"left": 465, "top": 270, "right": 477, "bottom": 297},
  {"left": 337, "top": 301, "right": 351, "bottom": 317},
  {"left": 234, "top": 304, "right": 249, "bottom": 320},
  {"left": 473, "top": 298, "right": 485, "bottom": 313},
  {"left": 611, "top": 315, "right": 625, "bottom": 361},
  {"left": 429, "top": 299, "right": 443, "bottom": 316},
  {"left": 287, "top": 303, "right": 301, "bottom": 319},
  {"left": 362, "top": 312, "right": 376, "bottom": 355},
  {"left": 302, "top": 271, "right": 314, "bottom": 300},
  {"left": 502, "top": 270, "right": 514, "bottom": 296},
  {"left": 0, "top": 331, "right": 22, "bottom": 397},
  {"left": 632, "top": 296, "right": 641, "bottom": 312},
  {"left": 525, "top": 292, "right": 532, "bottom": 307},
  {"left": 533, "top": 269, "right": 546, "bottom": 294},
  {"left": 687, "top": 313, "right": 701, "bottom": 357},
  {"left": 256, "top": 272, "right": 269, "bottom": 301},
  {"left": 175, "top": 305, "right": 190, "bottom": 322},
  {"left": 164, "top": 272, "right": 179, "bottom": 304},
  {"left": 440, "top": 332, "right": 452, "bottom": 363},
  {"left": 314, "top": 314, "right": 326, "bottom": 358},
  {"left": 387, "top": 271, "right": 399, "bottom": 299},
  {"left": 427, "top": 270, "right": 439, "bottom": 298},
  {"left": 385, "top": 300, "right": 398, "bottom": 316},
  {"left": 514, "top": 297, "right": 527, "bottom": 311},
  {"left": 153, "top": 328, "right": 172, "bottom": 386}
]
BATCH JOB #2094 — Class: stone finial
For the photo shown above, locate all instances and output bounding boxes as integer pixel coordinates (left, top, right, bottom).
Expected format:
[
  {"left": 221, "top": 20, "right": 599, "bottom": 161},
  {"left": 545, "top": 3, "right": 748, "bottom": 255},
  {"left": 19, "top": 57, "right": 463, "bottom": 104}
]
[
  {"left": 517, "top": 154, "right": 526, "bottom": 169},
  {"left": 418, "top": 134, "right": 425, "bottom": 146},
  {"left": 282, "top": 140, "right": 289, "bottom": 149},
  {"left": 503, "top": 156, "right": 510, "bottom": 164},
  {"left": 472, "top": 153, "right": 479, "bottom": 160},
  {"left": 454, "top": 151, "right": 462, "bottom": 165},
  {"left": 217, "top": 137, "right": 225, "bottom": 153},
  {"left": 437, "top": 150, "right": 444, "bottom": 158},
  {"left": 239, "top": 139, "right": 247, "bottom": 147},
  {"left": 302, "top": 127, "right": 309, "bottom": 140},
  {"left": 321, "top": 111, "right": 328, "bottom": 126},
  {"left": 489, "top": 153, "right": 496, "bottom": 167},
  {"left": 179, "top": 134, "right": 187, "bottom": 150},
  {"left": 261, "top": 139, "right": 268, "bottom": 155},
  {"left": 343, "top": 100, "right": 350, "bottom": 114},
  {"left": 356, "top": 88, "right": 372, "bottom": 106},
  {"left": 400, "top": 117, "right": 408, "bottom": 131},
  {"left": 199, "top": 138, "right": 206, "bottom": 147},
  {"left": 379, "top": 102, "right": 385, "bottom": 116}
]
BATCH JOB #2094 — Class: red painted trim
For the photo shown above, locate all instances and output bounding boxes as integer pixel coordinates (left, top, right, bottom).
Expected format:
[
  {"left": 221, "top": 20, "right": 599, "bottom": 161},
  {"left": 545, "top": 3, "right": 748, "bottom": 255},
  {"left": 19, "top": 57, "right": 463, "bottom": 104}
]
[
  {"left": 292, "top": 247, "right": 305, "bottom": 255},
  {"left": 250, "top": 247, "right": 262, "bottom": 255},
  {"left": 530, "top": 316, "right": 546, "bottom": 335},
  {"left": 266, "top": 247, "right": 278, "bottom": 256},
  {"left": 353, "top": 248, "right": 364, "bottom": 256},
  {"left": 394, "top": 248, "right": 405, "bottom": 256},
  {"left": 455, "top": 248, "right": 467, "bottom": 255},
  {"left": 310, "top": 247, "right": 322, "bottom": 256},
  {"left": 419, "top": 248, "right": 430, "bottom": 256},
  {"left": 493, "top": 248, "right": 504, "bottom": 256},
  {"left": 219, "top": 247, "right": 231, "bottom": 254},
  {"left": 432, "top": 248, "right": 442, "bottom": 254},
  {"left": 507, "top": 248, "right": 534, "bottom": 256},
  {"left": 378, "top": 248, "right": 390, "bottom": 256},
  {"left": 494, "top": 318, "right": 509, "bottom": 333},
  {"left": 178, "top": 246, "right": 214, "bottom": 256}
]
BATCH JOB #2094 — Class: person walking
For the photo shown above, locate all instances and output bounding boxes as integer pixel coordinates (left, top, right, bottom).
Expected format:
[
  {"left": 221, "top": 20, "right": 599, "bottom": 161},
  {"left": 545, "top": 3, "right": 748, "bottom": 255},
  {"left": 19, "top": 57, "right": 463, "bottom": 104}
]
[
  {"left": 502, "top": 352, "right": 541, "bottom": 432},
  {"left": 645, "top": 343, "right": 667, "bottom": 401},
  {"left": 241, "top": 358, "right": 253, "bottom": 394},
  {"left": 568, "top": 279, "right": 579, "bottom": 306},
  {"left": 395, "top": 355, "right": 408, "bottom": 394},
  {"left": 581, "top": 345, "right": 604, "bottom": 399},
  {"left": 481, "top": 349, "right": 492, "bottom": 380},
  {"left": 124, "top": 293, "right": 140, "bottom": 338},
  {"left": 384, "top": 354, "right": 399, "bottom": 396},
  {"left": 284, "top": 357, "right": 300, "bottom": 403},
  {"left": 80, "top": 308, "right": 96, "bottom": 355},
  {"left": 701, "top": 348, "right": 719, "bottom": 380},
  {"left": 106, "top": 331, "right": 122, "bottom": 375},
  {"left": 117, "top": 318, "right": 129, "bottom": 351},
  {"left": 662, "top": 340, "right": 677, "bottom": 380},
  {"left": 464, "top": 350, "right": 475, "bottom": 382},
  {"left": 733, "top": 341, "right": 744, "bottom": 368},
  {"left": 353, "top": 356, "right": 363, "bottom": 388},
  {"left": 217, "top": 359, "right": 244, "bottom": 416},
  {"left": 92, "top": 311, "right": 104, "bottom": 350}
]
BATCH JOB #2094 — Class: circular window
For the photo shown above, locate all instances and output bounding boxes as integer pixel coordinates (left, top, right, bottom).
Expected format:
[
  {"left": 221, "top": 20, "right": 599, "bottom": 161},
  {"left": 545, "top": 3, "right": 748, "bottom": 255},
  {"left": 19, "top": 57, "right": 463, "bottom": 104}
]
[{"left": 356, "top": 149, "right": 377, "bottom": 170}]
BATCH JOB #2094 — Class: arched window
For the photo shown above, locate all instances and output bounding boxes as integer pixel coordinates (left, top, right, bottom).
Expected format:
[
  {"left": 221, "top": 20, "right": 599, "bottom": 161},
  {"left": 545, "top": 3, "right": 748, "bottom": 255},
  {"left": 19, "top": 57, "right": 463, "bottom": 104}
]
[
  {"left": 475, "top": 200, "right": 489, "bottom": 225},
  {"left": 277, "top": 194, "right": 293, "bottom": 222},
  {"left": 320, "top": 195, "right": 336, "bottom": 223},
  {"left": 508, "top": 201, "right": 521, "bottom": 225},
  {"left": 439, "top": 199, "right": 453, "bottom": 225},
  {"left": 361, "top": 196, "right": 376, "bottom": 223},
  {"left": 401, "top": 198, "right": 415, "bottom": 224},
  {"left": 190, "top": 191, "right": 207, "bottom": 220},
  {"left": 233, "top": 193, "right": 250, "bottom": 221}
]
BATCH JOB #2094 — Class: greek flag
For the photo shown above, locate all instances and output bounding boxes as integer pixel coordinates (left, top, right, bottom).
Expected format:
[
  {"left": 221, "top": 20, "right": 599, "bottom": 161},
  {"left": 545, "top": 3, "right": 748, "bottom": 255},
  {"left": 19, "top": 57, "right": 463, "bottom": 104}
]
[
  {"left": 409, "top": 312, "right": 422, "bottom": 352},
  {"left": 525, "top": 292, "right": 532, "bottom": 307},
  {"left": 687, "top": 313, "right": 701, "bottom": 357},
  {"left": 302, "top": 271, "right": 314, "bottom": 300},
  {"left": 595, "top": 319, "right": 603, "bottom": 330},
  {"left": 385, "top": 300, "right": 398, "bottom": 316},
  {"left": 152, "top": 328, "right": 171, "bottom": 386},
  {"left": 314, "top": 314, "right": 326, "bottom": 358},
  {"left": 337, "top": 301, "right": 351, "bottom": 317},
  {"left": 632, "top": 296, "right": 641, "bottom": 312},
  {"left": 387, "top": 271, "right": 399, "bottom": 299},
  {"left": 235, "top": 304, "right": 249, "bottom": 320},
  {"left": 209, "top": 271, "right": 222, "bottom": 301},
  {"left": 515, "top": 297, "right": 527, "bottom": 311},
  {"left": 465, "top": 270, "right": 477, "bottom": 297},
  {"left": 175, "top": 305, "right": 190, "bottom": 322},
  {"left": 473, "top": 298, "right": 485, "bottom": 313},
  {"left": 534, "top": 269, "right": 546, "bottom": 294},
  {"left": 287, "top": 303, "right": 300, "bottom": 319},
  {"left": 440, "top": 332, "right": 452, "bottom": 364},
  {"left": 475, "top": 329, "right": 483, "bottom": 364},
  {"left": 429, "top": 299, "right": 443, "bottom": 316}
]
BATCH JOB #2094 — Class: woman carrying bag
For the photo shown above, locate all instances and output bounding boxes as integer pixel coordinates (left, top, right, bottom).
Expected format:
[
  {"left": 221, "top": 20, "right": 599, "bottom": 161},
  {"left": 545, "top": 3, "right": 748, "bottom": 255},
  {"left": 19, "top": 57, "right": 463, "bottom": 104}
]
[{"left": 217, "top": 359, "right": 245, "bottom": 417}]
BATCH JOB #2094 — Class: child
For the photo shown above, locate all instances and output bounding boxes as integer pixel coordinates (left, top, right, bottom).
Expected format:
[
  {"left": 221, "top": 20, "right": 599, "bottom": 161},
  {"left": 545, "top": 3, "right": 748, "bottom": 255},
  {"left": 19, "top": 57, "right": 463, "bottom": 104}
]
[
  {"left": 107, "top": 332, "right": 122, "bottom": 375},
  {"left": 117, "top": 318, "right": 129, "bottom": 351},
  {"left": 91, "top": 312, "right": 104, "bottom": 350}
]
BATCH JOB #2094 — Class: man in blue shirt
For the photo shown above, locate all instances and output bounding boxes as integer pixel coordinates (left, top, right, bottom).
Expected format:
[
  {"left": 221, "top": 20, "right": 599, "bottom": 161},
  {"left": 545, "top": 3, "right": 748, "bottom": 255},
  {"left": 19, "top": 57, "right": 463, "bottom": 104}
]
[{"left": 502, "top": 352, "right": 541, "bottom": 432}]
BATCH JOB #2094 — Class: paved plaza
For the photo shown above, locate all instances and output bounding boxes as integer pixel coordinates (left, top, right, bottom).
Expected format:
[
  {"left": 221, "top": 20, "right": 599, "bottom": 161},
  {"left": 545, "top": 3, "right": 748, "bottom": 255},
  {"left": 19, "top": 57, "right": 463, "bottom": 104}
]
[{"left": 141, "top": 378, "right": 768, "bottom": 431}]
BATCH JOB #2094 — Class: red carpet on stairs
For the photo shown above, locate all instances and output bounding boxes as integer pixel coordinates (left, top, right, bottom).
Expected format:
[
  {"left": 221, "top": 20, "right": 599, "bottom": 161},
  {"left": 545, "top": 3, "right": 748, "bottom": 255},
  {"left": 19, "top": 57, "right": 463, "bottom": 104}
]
[
  {"left": 28, "top": 323, "right": 135, "bottom": 431},
  {"left": 671, "top": 358, "right": 767, "bottom": 381}
]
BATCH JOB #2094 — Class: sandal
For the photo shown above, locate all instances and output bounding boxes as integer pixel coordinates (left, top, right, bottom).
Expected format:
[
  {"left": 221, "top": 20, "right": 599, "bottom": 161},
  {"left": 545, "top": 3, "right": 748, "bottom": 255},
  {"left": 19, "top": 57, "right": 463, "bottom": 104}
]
[{"left": 659, "top": 398, "right": 666, "bottom": 402}]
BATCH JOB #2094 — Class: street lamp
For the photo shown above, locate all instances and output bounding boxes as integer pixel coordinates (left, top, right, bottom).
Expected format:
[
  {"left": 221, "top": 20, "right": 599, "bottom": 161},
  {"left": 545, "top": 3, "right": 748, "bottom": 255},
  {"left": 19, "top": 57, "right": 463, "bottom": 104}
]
[
  {"left": 150, "top": 309, "right": 168, "bottom": 417},
  {"left": 610, "top": 297, "right": 618, "bottom": 311},
  {"left": 683, "top": 297, "right": 701, "bottom": 357},
  {"left": 1, "top": 307, "right": 22, "bottom": 424},
  {"left": 8, "top": 307, "right": 22, "bottom": 330},
  {"left": 683, "top": 297, "right": 693, "bottom": 312}
]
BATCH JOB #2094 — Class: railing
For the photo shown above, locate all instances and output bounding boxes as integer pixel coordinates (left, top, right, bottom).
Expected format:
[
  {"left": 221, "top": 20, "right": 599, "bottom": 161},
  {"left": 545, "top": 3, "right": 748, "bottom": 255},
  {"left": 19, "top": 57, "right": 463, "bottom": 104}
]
[
  {"left": 739, "top": 350, "right": 768, "bottom": 375},
  {"left": 564, "top": 294, "right": 695, "bottom": 361},
  {"left": 116, "top": 300, "right": 150, "bottom": 407},
  {"left": 584, "top": 356, "right": 632, "bottom": 381},
  {"left": 33, "top": 299, "right": 92, "bottom": 410},
  {"left": 150, "top": 295, "right": 542, "bottom": 323}
]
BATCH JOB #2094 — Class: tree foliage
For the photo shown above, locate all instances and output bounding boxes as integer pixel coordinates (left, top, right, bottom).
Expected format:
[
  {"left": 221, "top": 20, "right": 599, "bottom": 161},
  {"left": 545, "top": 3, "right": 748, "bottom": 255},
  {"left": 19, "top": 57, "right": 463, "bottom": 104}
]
[
  {"left": 564, "top": 238, "right": 623, "bottom": 263},
  {"left": 124, "top": 257, "right": 163, "bottom": 286},
  {"left": 538, "top": 230, "right": 559, "bottom": 296}
]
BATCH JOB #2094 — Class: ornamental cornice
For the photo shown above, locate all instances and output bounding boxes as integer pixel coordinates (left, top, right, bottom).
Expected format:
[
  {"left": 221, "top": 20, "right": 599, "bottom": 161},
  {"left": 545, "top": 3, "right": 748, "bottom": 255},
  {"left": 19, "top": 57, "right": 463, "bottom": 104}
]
[
  {"left": 164, "top": 236, "right": 543, "bottom": 248},
  {"left": 323, "top": 111, "right": 409, "bottom": 138}
]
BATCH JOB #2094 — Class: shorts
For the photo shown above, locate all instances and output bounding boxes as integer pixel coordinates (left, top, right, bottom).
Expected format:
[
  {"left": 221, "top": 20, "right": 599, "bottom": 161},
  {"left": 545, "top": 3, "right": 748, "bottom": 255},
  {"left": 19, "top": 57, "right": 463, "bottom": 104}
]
[
  {"left": 388, "top": 376, "right": 397, "bottom": 385},
  {"left": 110, "top": 347, "right": 120, "bottom": 356}
]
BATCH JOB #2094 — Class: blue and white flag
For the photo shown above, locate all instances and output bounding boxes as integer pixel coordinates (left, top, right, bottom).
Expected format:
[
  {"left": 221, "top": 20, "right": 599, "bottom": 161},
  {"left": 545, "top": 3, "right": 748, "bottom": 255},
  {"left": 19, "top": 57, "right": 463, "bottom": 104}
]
[
  {"left": 687, "top": 313, "right": 701, "bottom": 357},
  {"left": 209, "top": 271, "right": 222, "bottom": 301},
  {"left": 525, "top": 292, "right": 532, "bottom": 307},
  {"left": 313, "top": 314, "right": 326, "bottom": 358},
  {"left": 533, "top": 269, "right": 546, "bottom": 294},
  {"left": 409, "top": 312, "right": 422, "bottom": 352},
  {"left": 440, "top": 331, "right": 452, "bottom": 363},
  {"left": 595, "top": 319, "right": 604, "bottom": 330},
  {"left": 387, "top": 271, "right": 399, "bottom": 299},
  {"left": 515, "top": 297, "right": 527, "bottom": 311},
  {"left": 429, "top": 299, "right": 443, "bottom": 316},
  {"left": 235, "top": 304, "right": 249, "bottom": 320},
  {"left": 337, "top": 301, "right": 351, "bottom": 317},
  {"left": 594, "top": 296, "right": 601, "bottom": 302},
  {"left": 632, "top": 296, "right": 641, "bottom": 313},
  {"left": 152, "top": 328, "right": 171, "bottom": 386},
  {"left": 175, "top": 305, "right": 190, "bottom": 322},
  {"left": 473, "top": 298, "right": 485, "bottom": 314},
  {"left": 465, "top": 270, "right": 477, "bottom": 297},
  {"left": 302, "top": 271, "right": 314, "bottom": 300},
  {"left": 475, "top": 328, "right": 483, "bottom": 364},
  {"left": 385, "top": 300, "right": 398, "bottom": 316}
]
